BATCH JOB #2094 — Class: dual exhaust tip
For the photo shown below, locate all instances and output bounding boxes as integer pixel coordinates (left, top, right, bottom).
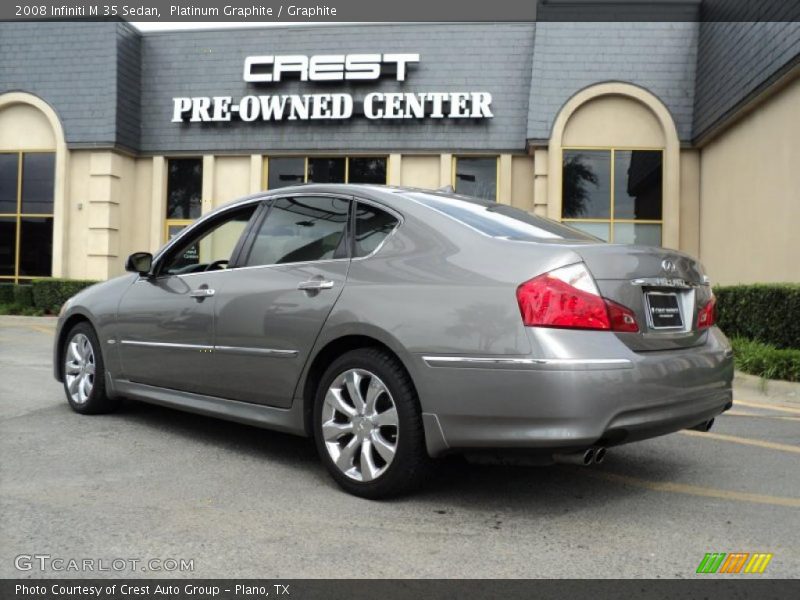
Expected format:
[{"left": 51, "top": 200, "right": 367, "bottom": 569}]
[
  {"left": 553, "top": 446, "right": 606, "bottom": 467},
  {"left": 553, "top": 418, "right": 715, "bottom": 467}
]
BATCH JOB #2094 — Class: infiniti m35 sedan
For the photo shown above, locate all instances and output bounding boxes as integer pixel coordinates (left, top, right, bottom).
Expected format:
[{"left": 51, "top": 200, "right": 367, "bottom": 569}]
[{"left": 54, "top": 184, "right": 733, "bottom": 497}]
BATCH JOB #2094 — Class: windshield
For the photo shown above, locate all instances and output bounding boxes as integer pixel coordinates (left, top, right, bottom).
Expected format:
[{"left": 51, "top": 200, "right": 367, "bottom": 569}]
[{"left": 406, "top": 192, "right": 599, "bottom": 242}]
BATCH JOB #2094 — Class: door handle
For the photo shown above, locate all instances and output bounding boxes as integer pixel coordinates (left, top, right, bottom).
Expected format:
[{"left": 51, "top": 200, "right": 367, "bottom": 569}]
[
  {"left": 297, "top": 280, "right": 334, "bottom": 291},
  {"left": 189, "top": 288, "right": 216, "bottom": 298}
]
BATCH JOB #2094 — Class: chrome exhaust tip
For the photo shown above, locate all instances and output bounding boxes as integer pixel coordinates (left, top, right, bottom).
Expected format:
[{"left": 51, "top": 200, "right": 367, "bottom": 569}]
[
  {"left": 553, "top": 448, "right": 594, "bottom": 466},
  {"left": 593, "top": 446, "right": 607, "bottom": 464},
  {"left": 689, "top": 418, "right": 715, "bottom": 432}
]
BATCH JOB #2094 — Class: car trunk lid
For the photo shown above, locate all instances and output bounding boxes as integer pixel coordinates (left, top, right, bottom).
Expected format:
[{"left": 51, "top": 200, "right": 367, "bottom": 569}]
[{"left": 572, "top": 244, "right": 713, "bottom": 351}]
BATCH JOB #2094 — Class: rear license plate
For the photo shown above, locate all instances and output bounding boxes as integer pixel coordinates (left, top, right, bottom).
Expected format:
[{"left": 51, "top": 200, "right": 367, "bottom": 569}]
[{"left": 645, "top": 291, "right": 684, "bottom": 329}]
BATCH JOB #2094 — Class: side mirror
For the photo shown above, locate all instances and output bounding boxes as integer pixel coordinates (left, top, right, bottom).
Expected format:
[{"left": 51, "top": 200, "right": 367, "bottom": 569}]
[{"left": 125, "top": 252, "right": 153, "bottom": 276}]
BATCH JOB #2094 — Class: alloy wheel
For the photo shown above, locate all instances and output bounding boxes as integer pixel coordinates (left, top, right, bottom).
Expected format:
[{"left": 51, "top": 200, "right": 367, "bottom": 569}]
[
  {"left": 64, "top": 333, "right": 96, "bottom": 405},
  {"left": 321, "top": 368, "right": 399, "bottom": 482}
]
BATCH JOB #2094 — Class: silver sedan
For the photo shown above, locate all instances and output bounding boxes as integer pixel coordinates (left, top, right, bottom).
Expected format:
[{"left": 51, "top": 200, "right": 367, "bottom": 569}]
[{"left": 54, "top": 185, "right": 733, "bottom": 497}]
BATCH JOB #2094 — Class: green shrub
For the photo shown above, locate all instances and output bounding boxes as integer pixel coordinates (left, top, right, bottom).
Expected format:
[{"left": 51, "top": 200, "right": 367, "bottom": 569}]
[
  {"left": 0, "top": 283, "right": 13, "bottom": 304},
  {"left": 0, "top": 302, "right": 44, "bottom": 316},
  {"left": 12, "top": 284, "right": 34, "bottom": 307},
  {"left": 731, "top": 337, "right": 800, "bottom": 383},
  {"left": 31, "top": 278, "right": 98, "bottom": 313},
  {"left": 714, "top": 284, "right": 800, "bottom": 350}
]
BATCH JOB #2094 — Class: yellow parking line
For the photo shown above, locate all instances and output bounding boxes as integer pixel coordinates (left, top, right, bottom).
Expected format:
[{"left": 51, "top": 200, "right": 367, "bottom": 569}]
[
  {"left": 735, "top": 400, "right": 800, "bottom": 415},
  {"left": 724, "top": 410, "right": 800, "bottom": 422},
  {"left": 26, "top": 324, "right": 54, "bottom": 335},
  {"left": 587, "top": 471, "right": 800, "bottom": 508},
  {"left": 680, "top": 429, "right": 800, "bottom": 454}
]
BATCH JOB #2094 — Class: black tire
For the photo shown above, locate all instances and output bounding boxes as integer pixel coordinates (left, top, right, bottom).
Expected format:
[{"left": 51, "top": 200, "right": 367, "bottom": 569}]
[
  {"left": 61, "top": 322, "right": 119, "bottom": 415},
  {"left": 313, "top": 347, "right": 431, "bottom": 499}
]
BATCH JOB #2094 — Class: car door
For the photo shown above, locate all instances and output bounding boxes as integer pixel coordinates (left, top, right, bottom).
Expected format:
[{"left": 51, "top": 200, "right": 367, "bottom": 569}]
[
  {"left": 116, "top": 202, "right": 262, "bottom": 394},
  {"left": 205, "top": 194, "right": 351, "bottom": 407}
]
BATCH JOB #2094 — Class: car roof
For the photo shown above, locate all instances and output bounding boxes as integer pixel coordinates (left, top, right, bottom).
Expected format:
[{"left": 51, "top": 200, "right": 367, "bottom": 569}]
[{"left": 223, "top": 183, "right": 490, "bottom": 211}]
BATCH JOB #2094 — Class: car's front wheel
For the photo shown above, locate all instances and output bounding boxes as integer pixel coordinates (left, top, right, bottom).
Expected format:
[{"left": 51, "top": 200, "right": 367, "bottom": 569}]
[
  {"left": 313, "top": 348, "right": 430, "bottom": 498},
  {"left": 62, "top": 322, "right": 119, "bottom": 415}
]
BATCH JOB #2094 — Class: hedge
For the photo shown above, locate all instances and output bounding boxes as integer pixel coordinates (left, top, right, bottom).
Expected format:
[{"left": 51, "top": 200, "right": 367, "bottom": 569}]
[
  {"left": 714, "top": 284, "right": 800, "bottom": 350},
  {"left": 13, "top": 284, "right": 33, "bottom": 307},
  {"left": 731, "top": 337, "right": 800, "bottom": 383},
  {"left": 31, "top": 279, "right": 98, "bottom": 313},
  {"left": 0, "top": 283, "right": 13, "bottom": 304}
]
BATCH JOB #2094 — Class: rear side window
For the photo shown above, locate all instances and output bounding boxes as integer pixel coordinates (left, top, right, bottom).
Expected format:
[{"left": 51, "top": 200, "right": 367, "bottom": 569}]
[
  {"left": 406, "top": 192, "right": 597, "bottom": 242},
  {"left": 245, "top": 196, "right": 350, "bottom": 266},
  {"left": 354, "top": 203, "right": 399, "bottom": 257}
]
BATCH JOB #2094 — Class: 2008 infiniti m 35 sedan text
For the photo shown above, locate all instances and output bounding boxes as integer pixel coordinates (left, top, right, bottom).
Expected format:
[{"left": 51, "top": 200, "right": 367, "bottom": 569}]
[{"left": 54, "top": 185, "right": 733, "bottom": 497}]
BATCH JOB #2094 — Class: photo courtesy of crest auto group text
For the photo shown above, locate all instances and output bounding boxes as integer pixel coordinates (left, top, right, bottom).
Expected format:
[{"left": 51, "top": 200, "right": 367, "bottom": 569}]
[{"left": 0, "top": 0, "right": 798, "bottom": 598}]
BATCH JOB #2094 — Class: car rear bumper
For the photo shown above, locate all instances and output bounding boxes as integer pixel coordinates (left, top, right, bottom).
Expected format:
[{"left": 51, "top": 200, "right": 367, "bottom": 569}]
[{"left": 414, "top": 326, "right": 734, "bottom": 457}]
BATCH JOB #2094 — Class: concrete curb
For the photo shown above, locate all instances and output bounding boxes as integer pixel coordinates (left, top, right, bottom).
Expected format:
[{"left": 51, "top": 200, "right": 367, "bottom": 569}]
[{"left": 734, "top": 371, "right": 800, "bottom": 404}]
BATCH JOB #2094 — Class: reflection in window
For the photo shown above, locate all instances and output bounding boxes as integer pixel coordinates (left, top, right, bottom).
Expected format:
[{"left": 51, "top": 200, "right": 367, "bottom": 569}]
[
  {"left": 454, "top": 157, "right": 497, "bottom": 200},
  {"left": 0, "top": 152, "right": 55, "bottom": 282},
  {"left": 349, "top": 157, "right": 387, "bottom": 185},
  {"left": 614, "top": 150, "right": 663, "bottom": 220},
  {"left": 562, "top": 150, "right": 611, "bottom": 219},
  {"left": 0, "top": 154, "right": 19, "bottom": 214},
  {"left": 268, "top": 157, "right": 305, "bottom": 189},
  {"left": 0, "top": 217, "right": 15, "bottom": 276},
  {"left": 246, "top": 197, "right": 349, "bottom": 266},
  {"left": 265, "top": 156, "right": 387, "bottom": 188},
  {"left": 21, "top": 154, "right": 55, "bottom": 214},
  {"left": 354, "top": 203, "right": 398, "bottom": 257},
  {"left": 307, "top": 158, "right": 345, "bottom": 183},
  {"left": 166, "top": 159, "right": 202, "bottom": 219},
  {"left": 561, "top": 148, "right": 663, "bottom": 245}
]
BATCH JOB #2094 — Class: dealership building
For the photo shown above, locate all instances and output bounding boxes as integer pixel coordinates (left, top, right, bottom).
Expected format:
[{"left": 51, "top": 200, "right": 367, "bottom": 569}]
[{"left": 0, "top": 15, "right": 798, "bottom": 285}]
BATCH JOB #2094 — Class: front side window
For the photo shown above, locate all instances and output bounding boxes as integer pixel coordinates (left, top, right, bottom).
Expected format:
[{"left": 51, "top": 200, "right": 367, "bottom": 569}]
[
  {"left": 245, "top": 196, "right": 350, "bottom": 266},
  {"left": 562, "top": 148, "right": 663, "bottom": 245},
  {"left": 354, "top": 203, "right": 399, "bottom": 257},
  {"left": 161, "top": 205, "right": 258, "bottom": 276},
  {"left": 0, "top": 151, "right": 55, "bottom": 282},
  {"left": 165, "top": 158, "right": 202, "bottom": 241},
  {"left": 453, "top": 157, "right": 497, "bottom": 201}
]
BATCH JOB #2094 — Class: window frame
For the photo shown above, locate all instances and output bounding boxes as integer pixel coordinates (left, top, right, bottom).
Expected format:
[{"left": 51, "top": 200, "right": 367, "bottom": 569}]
[
  {"left": 0, "top": 149, "right": 56, "bottom": 283},
  {"left": 164, "top": 156, "right": 204, "bottom": 242},
  {"left": 262, "top": 155, "right": 390, "bottom": 190},
  {"left": 560, "top": 146, "right": 665, "bottom": 244},
  {"left": 451, "top": 155, "right": 499, "bottom": 201}
]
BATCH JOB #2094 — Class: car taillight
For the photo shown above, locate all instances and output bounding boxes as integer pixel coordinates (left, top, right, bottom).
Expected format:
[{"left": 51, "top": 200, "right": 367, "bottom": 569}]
[
  {"left": 697, "top": 296, "right": 716, "bottom": 329},
  {"left": 516, "top": 263, "right": 639, "bottom": 332}
]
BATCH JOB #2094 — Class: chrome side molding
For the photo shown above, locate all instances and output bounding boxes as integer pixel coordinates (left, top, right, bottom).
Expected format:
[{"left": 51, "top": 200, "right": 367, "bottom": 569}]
[
  {"left": 215, "top": 346, "right": 298, "bottom": 358},
  {"left": 421, "top": 356, "right": 633, "bottom": 371},
  {"left": 119, "top": 340, "right": 297, "bottom": 357}
]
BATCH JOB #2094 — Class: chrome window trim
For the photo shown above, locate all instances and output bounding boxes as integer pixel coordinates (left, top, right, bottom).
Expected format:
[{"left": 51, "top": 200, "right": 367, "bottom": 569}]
[
  {"left": 148, "top": 191, "right": 404, "bottom": 282},
  {"left": 351, "top": 196, "right": 403, "bottom": 261},
  {"left": 421, "top": 356, "right": 633, "bottom": 371}
]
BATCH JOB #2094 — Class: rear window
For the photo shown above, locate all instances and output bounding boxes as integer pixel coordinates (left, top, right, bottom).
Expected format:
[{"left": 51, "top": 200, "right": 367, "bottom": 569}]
[{"left": 406, "top": 192, "right": 597, "bottom": 242}]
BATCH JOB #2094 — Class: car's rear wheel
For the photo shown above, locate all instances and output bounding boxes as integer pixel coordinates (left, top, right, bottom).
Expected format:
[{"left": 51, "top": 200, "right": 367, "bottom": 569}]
[
  {"left": 313, "top": 348, "right": 430, "bottom": 498},
  {"left": 62, "top": 322, "right": 119, "bottom": 414}
]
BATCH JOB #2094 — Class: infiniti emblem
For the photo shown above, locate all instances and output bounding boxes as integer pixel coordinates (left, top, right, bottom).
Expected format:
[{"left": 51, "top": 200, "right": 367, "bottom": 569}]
[{"left": 662, "top": 258, "right": 677, "bottom": 273}]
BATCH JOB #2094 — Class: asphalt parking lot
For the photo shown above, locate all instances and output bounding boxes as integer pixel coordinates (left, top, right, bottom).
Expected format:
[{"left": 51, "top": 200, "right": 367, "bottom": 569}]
[{"left": 1, "top": 315, "right": 798, "bottom": 578}]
